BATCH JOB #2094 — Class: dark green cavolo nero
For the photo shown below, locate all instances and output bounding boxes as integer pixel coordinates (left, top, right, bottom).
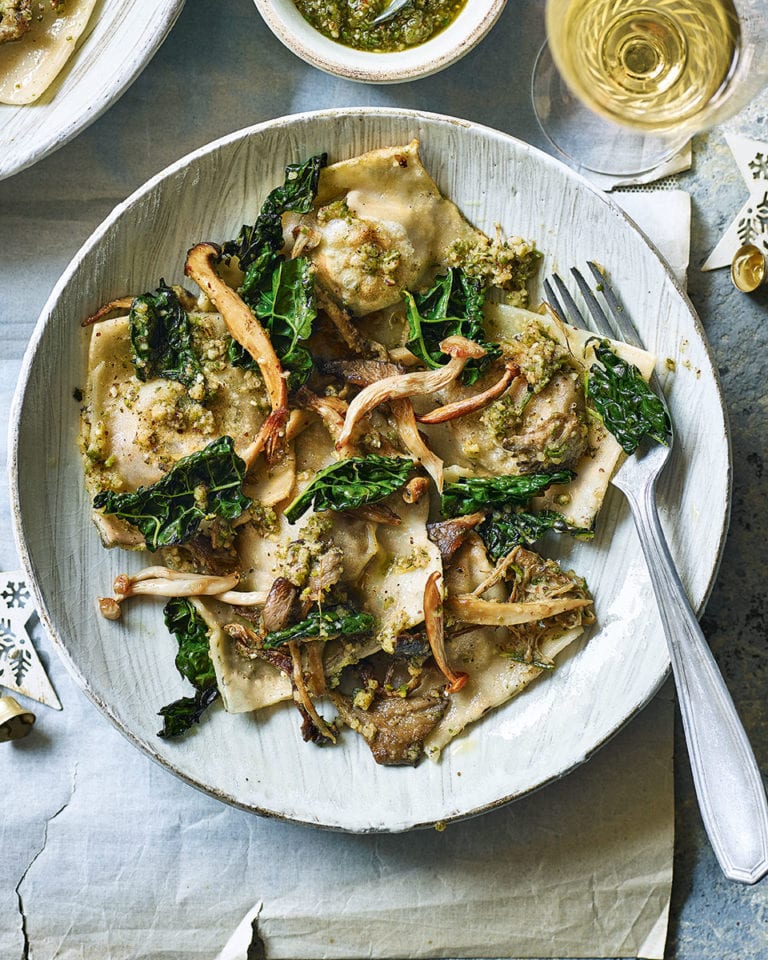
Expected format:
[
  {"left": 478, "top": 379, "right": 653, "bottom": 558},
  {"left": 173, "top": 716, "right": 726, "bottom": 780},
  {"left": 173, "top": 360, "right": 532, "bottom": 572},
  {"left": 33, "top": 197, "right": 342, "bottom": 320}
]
[
  {"left": 440, "top": 470, "right": 575, "bottom": 518},
  {"left": 93, "top": 436, "right": 251, "bottom": 551},
  {"left": 239, "top": 253, "right": 316, "bottom": 392},
  {"left": 284, "top": 455, "right": 414, "bottom": 523},
  {"left": 222, "top": 154, "right": 327, "bottom": 270},
  {"left": 404, "top": 267, "right": 500, "bottom": 385},
  {"left": 158, "top": 598, "right": 219, "bottom": 738},
  {"left": 129, "top": 282, "right": 202, "bottom": 389},
  {"left": 223, "top": 154, "right": 327, "bottom": 391},
  {"left": 479, "top": 510, "right": 593, "bottom": 562},
  {"left": 263, "top": 606, "right": 375, "bottom": 649},
  {"left": 587, "top": 340, "right": 671, "bottom": 454}
]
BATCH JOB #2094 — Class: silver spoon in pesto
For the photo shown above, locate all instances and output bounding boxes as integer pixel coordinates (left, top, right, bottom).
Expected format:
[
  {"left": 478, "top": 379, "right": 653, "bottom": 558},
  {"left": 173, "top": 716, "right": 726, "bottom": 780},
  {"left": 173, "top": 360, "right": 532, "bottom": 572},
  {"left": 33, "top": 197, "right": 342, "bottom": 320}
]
[{"left": 372, "top": 0, "right": 413, "bottom": 26}]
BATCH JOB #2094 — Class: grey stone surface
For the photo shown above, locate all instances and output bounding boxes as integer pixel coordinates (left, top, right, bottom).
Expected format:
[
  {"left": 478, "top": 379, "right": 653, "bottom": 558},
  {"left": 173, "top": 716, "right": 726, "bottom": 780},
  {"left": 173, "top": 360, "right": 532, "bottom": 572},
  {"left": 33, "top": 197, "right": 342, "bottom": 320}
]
[{"left": 665, "top": 117, "right": 768, "bottom": 958}]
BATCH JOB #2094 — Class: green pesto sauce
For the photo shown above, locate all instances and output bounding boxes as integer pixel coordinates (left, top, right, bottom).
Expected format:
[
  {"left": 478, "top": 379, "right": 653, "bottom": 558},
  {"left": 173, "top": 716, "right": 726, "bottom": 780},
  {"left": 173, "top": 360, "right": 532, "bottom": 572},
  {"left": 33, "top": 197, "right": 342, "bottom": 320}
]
[{"left": 294, "top": 0, "right": 468, "bottom": 52}]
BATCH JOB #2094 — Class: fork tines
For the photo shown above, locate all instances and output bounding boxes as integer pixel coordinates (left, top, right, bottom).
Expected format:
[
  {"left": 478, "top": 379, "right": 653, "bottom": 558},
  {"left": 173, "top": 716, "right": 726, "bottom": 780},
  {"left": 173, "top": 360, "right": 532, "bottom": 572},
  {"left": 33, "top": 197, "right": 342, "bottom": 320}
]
[
  {"left": 584, "top": 263, "right": 643, "bottom": 349},
  {"left": 545, "top": 263, "right": 644, "bottom": 350},
  {"left": 570, "top": 267, "right": 616, "bottom": 340},
  {"left": 545, "top": 275, "right": 607, "bottom": 339},
  {"left": 545, "top": 263, "right": 672, "bottom": 427}
]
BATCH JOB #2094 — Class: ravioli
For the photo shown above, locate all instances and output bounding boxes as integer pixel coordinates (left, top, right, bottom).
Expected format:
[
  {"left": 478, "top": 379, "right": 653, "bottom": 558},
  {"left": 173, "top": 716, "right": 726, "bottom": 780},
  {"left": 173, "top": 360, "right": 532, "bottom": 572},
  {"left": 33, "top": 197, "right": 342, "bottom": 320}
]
[
  {"left": 283, "top": 141, "right": 484, "bottom": 315},
  {"left": 0, "top": 0, "right": 97, "bottom": 104},
  {"left": 424, "top": 538, "right": 586, "bottom": 759},
  {"left": 80, "top": 312, "right": 269, "bottom": 547},
  {"left": 197, "top": 598, "right": 292, "bottom": 715},
  {"left": 429, "top": 303, "right": 656, "bottom": 530},
  {"left": 357, "top": 494, "right": 443, "bottom": 655}
]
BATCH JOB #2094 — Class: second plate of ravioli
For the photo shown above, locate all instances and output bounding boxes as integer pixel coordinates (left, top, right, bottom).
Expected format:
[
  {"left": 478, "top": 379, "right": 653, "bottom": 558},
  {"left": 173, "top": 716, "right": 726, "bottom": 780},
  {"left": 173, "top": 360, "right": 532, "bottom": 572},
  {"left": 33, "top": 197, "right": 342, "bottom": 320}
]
[
  {"left": 10, "top": 109, "right": 729, "bottom": 831},
  {"left": 0, "top": 0, "right": 185, "bottom": 180}
]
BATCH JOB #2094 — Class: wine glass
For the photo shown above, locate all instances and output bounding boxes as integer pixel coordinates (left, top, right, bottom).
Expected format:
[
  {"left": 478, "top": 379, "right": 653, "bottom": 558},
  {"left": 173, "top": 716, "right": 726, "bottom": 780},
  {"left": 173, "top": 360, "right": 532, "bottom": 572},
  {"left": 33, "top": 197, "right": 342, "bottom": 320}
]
[{"left": 532, "top": 0, "right": 768, "bottom": 177}]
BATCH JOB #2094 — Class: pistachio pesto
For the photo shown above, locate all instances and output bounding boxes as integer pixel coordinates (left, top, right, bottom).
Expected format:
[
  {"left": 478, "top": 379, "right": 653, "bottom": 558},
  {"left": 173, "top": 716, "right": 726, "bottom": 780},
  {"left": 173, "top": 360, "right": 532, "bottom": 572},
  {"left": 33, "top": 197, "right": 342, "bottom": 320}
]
[{"left": 293, "top": 0, "right": 467, "bottom": 53}]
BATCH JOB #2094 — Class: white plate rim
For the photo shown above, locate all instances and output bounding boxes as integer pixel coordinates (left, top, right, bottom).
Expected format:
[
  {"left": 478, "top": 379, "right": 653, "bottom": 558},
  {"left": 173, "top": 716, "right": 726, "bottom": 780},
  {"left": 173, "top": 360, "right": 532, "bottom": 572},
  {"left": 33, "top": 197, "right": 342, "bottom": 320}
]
[{"left": 8, "top": 107, "right": 732, "bottom": 831}]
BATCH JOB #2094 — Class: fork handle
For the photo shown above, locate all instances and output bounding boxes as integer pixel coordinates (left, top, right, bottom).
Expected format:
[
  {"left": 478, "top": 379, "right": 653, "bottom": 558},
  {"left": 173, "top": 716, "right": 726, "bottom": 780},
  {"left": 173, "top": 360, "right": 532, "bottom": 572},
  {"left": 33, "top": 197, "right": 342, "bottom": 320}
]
[{"left": 619, "top": 477, "right": 768, "bottom": 884}]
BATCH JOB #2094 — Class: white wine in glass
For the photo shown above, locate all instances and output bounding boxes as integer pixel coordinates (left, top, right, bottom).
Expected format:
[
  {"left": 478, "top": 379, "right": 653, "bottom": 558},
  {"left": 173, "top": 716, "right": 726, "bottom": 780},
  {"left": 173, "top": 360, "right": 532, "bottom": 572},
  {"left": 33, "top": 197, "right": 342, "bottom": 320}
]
[{"left": 533, "top": 0, "right": 768, "bottom": 176}]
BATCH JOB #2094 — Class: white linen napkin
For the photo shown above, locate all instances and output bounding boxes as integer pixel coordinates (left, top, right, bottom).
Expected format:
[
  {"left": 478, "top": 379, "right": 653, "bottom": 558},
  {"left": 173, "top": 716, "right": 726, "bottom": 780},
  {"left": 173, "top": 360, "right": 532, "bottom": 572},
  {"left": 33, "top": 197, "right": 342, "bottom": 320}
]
[{"left": 586, "top": 145, "right": 692, "bottom": 193}]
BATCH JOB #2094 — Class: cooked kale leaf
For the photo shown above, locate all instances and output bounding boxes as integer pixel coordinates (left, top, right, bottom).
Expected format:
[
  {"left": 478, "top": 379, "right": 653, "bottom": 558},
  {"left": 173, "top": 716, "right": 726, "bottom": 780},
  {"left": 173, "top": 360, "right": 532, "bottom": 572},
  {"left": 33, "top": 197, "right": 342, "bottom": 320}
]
[
  {"left": 479, "top": 510, "right": 593, "bottom": 562},
  {"left": 222, "top": 154, "right": 327, "bottom": 269},
  {"left": 408, "top": 268, "right": 486, "bottom": 348},
  {"left": 441, "top": 470, "right": 575, "bottom": 518},
  {"left": 263, "top": 605, "right": 375, "bottom": 649},
  {"left": 158, "top": 598, "right": 219, "bottom": 738},
  {"left": 227, "top": 335, "right": 257, "bottom": 370},
  {"left": 284, "top": 455, "right": 413, "bottom": 523},
  {"left": 587, "top": 341, "right": 671, "bottom": 454},
  {"left": 222, "top": 156, "right": 325, "bottom": 389},
  {"left": 129, "top": 282, "right": 202, "bottom": 389},
  {"left": 404, "top": 268, "right": 499, "bottom": 385},
  {"left": 93, "top": 436, "right": 251, "bottom": 551},
  {"left": 241, "top": 256, "right": 316, "bottom": 391},
  {"left": 158, "top": 688, "right": 219, "bottom": 739},
  {"left": 165, "top": 597, "right": 218, "bottom": 690}
]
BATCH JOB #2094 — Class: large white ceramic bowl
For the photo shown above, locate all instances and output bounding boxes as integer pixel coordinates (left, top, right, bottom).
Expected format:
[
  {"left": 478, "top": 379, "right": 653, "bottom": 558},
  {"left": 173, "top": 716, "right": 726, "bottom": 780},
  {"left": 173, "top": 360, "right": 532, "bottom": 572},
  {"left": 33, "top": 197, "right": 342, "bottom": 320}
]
[
  {"left": 0, "top": 0, "right": 185, "bottom": 182},
  {"left": 9, "top": 109, "right": 730, "bottom": 832},
  {"left": 254, "top": 0, "right": 507, "bottom": 82}
]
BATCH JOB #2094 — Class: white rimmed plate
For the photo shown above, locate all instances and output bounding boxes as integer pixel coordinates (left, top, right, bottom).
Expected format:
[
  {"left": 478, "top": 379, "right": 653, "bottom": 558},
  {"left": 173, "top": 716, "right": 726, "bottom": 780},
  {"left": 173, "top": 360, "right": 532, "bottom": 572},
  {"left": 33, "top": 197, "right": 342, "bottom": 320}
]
[
  {"left": 0, "top": 0, "right": 185, "bottom": 182},
  {"left": 9, "top": 109, "right": 730, "bottom": 832}
]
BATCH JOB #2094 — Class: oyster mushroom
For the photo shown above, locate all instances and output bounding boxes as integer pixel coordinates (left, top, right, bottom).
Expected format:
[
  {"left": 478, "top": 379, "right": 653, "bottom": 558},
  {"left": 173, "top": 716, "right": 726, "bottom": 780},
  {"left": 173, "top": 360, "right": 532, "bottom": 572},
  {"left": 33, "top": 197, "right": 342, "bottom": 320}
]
[
  {"left": 335, "top": 335, "right": 486, "bottom": 454},
  {"left": 184, "top": 242, "right": 288, "bottom": 461},
  {"left": 417, "top": 361, "right": 521, "bottom": 424},
  {"left": 424, "top": 571, "right": 468, "bottom": 694}
]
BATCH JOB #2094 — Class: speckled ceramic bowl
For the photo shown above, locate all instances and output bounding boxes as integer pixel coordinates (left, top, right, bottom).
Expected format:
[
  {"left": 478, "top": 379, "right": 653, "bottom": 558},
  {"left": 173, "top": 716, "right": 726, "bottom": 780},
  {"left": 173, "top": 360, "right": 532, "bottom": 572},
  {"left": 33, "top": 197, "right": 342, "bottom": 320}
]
[{"left": 254, "top": 0, "right": 507, "bottom": 82}]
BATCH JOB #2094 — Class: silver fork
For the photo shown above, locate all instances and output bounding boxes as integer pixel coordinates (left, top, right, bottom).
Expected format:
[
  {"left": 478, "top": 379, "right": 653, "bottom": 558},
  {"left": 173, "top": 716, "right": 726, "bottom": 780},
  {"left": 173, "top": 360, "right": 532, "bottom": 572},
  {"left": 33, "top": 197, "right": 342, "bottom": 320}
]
[{"left": 544, "top": 263, "right": 768, "bottom": 885}]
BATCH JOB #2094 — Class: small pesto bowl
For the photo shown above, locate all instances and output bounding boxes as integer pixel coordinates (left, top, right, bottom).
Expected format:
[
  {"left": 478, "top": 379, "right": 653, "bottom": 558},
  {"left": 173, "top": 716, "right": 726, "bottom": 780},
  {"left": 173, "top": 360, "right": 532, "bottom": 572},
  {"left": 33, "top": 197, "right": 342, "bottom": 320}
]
[{"left": 254, "top": 0, "right": 507, "bottom": 83}]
